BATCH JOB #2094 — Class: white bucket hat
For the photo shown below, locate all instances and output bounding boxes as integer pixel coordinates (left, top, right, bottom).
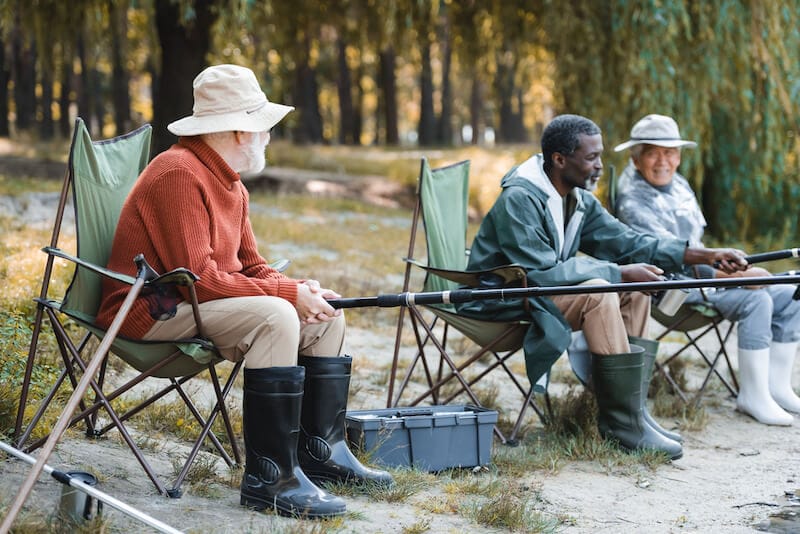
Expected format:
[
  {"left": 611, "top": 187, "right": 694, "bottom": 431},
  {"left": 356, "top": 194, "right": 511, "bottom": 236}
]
[
  {"left": 613, "top": 114, "right": 697, "bottom": 152},
  {"left": 167, "top": 64, "right": 294, "bottom": 136}
]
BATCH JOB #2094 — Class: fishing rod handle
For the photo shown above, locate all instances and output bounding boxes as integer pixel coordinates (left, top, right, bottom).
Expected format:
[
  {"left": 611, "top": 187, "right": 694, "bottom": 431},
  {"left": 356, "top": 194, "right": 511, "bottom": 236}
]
[
  {"left": 745, "top": 248, "right": 799, "bottom": 264},
  {"left": 713, "top": 248, "right": 799, "bottom": 268}
]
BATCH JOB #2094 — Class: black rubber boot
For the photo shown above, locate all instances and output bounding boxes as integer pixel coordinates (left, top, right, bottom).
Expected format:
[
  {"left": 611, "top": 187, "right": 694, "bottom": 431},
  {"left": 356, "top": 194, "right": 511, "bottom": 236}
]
[
  {"left": 592, "top": 346, "right": 683, "bottom": 460},
  {"left": 240, "top": 366, "right": 346, "bottom": 518},
  {"left": 629, "top": 336, "right": 684, "bottom": 443},
  {"left": 298, "top": 355, "right": 394, "bottom": 487}
]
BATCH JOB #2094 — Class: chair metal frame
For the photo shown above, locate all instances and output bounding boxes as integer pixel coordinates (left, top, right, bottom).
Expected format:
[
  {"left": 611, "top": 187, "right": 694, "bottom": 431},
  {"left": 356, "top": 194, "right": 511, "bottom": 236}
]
[
  {"left": 651, "top": 299, "right": 739, "bottom": 405},
  {"left": 387, "top": 158, "right": 550, "bottom": 444},
  {"left": 13, "top": 118, "right": 243, "bottom": 498}
]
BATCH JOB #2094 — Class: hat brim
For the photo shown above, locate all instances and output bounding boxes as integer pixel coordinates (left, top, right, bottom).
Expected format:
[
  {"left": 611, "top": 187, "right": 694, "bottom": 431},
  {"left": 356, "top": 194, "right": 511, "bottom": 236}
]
[
  {"left": 167, "top": 102, "right": 295, "bottom": 136},
  {"left": 614, "top": 139, "right": 697, "bottom": 152}
]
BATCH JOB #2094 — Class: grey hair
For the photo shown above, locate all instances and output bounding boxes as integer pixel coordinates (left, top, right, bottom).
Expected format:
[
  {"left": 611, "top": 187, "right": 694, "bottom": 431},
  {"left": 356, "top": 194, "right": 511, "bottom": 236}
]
[{"left": 541, "top": 114, "right": 601, "bottom": 173}]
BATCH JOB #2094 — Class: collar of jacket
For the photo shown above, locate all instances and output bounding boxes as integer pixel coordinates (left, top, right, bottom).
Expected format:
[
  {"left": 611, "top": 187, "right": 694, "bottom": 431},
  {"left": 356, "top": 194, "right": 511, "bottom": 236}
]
[{"left": 500, "top": 168, "right": 587, "bottom": 215}]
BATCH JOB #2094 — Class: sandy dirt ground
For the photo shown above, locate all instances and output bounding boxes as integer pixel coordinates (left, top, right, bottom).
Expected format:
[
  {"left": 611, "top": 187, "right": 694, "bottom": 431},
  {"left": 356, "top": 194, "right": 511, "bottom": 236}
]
[{"left": 3, "top": 322, "right": 800, "bottom": 534}]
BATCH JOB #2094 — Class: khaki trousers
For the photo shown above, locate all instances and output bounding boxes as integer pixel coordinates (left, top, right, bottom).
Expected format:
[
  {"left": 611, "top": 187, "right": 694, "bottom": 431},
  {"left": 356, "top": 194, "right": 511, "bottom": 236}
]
[
  {"left": 549, "top": 279, "right": 649, "bottom": 355},
  {"left": 143, "top": 296, "right": 346, "bottom": 368}
]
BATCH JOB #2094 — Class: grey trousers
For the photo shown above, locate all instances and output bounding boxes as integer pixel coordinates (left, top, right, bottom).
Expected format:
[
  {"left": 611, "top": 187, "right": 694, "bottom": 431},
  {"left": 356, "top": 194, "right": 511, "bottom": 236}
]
[{"left": 686, "top": 284, "right": 800, "bottom": 350}]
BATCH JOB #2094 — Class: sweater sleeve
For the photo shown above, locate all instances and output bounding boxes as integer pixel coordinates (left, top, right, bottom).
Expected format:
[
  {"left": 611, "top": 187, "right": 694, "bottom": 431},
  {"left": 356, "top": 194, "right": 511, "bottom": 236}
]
[{"left": 138, "top": 168, "right": 299, "bottom": 304}]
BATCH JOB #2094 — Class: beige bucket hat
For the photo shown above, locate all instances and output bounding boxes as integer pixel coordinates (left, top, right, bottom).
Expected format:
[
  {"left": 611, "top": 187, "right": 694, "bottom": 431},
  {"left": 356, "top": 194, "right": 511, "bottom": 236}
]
[
  {"left": 167, "top": 64, "right": 294, "bottom": 136},
  {"left": 614, "top": 114, "right": 697, "bottom": 152}
]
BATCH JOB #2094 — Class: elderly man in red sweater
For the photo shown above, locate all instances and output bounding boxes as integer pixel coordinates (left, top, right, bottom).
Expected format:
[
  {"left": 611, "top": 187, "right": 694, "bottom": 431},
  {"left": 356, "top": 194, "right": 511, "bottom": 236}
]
[{"left": 96, "top": 64, "right": 391, "bottom": 518}]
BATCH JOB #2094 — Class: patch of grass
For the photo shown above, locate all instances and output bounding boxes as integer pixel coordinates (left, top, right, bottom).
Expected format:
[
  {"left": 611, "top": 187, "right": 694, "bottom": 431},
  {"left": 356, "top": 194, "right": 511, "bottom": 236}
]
[
  {"left": 323, "top": 467, "right": 434, "bottom": 503},
  {"left": 415, "top": 495, "right": 459, "bottom": 514},
  {"left": 370, "top": 468, "right": 434, "bottom": 503},
  {"left": 649, "top": 359, "right": 710, "bottom": 432},
  {"left": 0, "top": 174, "right": 65, "bottom": 195},
  {"left": 401, "top": 517, "right": 432, "bottom": 534},
  {"left": 442, "top": 474, "right": 504, "bottom": 498},
  {"left": 268, "top": 518, "right": 346, "bottom": 533},
  {"left": 490, "top": 387, "right": 674, "bottom": 479},
  {"left": 174, "top": 452, "right": 220, "bottom": 484},
  {"left": 462, "top": 488, "right": 560, "bottom": 533}
]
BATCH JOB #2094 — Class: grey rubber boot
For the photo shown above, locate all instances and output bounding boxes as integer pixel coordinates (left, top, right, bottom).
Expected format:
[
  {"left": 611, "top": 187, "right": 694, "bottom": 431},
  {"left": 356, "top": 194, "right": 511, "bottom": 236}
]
[
  {"left": 629, "top": 336, "right": 684, "bottom": 443},
  {"left": 592, "top": 345, "right": 683, "bottom": 460}
]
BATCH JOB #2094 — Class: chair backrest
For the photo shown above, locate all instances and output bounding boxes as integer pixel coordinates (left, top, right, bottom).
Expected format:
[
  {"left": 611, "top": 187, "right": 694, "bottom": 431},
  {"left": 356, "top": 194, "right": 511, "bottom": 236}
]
[
  {"left": 419, "top": 158, "right": 470, "bottom": 294},
  {"left": 61, "top": 118, "right": 152, "bottom": 319},
  {"left": 606, "top": 164, "right": 617, "bottom": 216}
]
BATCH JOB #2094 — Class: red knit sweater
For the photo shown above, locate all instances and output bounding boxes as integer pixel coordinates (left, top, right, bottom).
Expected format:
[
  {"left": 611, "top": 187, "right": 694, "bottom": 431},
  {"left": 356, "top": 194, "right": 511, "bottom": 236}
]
[{"left": 95, "top": 137, "right": 299, "bottom": 338}]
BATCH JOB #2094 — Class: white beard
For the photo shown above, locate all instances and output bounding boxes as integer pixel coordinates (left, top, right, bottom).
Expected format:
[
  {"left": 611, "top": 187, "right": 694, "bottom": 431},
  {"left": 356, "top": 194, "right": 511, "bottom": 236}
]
[{"left": 238, "top": 135, "right": 267, "bottom": 175}]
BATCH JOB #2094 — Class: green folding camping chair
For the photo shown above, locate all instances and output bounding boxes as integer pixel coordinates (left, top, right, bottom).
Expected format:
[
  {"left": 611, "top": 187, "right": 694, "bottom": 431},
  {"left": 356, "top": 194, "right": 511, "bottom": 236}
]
[
  {"left": 388, "top": 158, "right": 550, "bottom": 444},
  {"left": 13, "top": 118, "right": 242, "bottom": 497}
]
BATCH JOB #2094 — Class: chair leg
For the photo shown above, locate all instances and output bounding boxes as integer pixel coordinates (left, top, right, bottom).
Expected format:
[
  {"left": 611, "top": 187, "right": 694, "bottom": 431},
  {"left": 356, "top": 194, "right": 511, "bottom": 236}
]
[{"left": 169, "top": 361, "right": 243, "bottom": 497}]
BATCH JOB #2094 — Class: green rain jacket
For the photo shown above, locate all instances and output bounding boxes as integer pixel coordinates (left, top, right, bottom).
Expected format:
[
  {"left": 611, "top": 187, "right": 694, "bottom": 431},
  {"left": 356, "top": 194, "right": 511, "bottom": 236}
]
[{"left": 456, "top": 156, "right": 688, "bottom": 385}]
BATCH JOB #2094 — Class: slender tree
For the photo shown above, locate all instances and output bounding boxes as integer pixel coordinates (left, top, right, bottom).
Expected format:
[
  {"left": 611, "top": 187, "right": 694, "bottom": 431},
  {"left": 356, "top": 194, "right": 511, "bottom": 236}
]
[
  {"left": 109, "top": 0, "right": 132, "bottom": 135},
  {"left": 0, "top": 38, "right": 9, "bottom": 136},
  {"left": 11, "top": 13, "right": 35, "bottom": 133},
  {"left": 152, "top": 0, "right": 219, "bottom": 154}
]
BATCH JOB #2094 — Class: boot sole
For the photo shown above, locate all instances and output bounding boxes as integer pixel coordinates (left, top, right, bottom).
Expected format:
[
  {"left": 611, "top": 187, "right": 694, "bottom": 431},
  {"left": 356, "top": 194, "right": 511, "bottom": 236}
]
[
  {"left": 240, "top": 493, "right": 346, "bottom": 519},
  {"left": 600, "top": 433, "right": 683, "bottom": 461}
]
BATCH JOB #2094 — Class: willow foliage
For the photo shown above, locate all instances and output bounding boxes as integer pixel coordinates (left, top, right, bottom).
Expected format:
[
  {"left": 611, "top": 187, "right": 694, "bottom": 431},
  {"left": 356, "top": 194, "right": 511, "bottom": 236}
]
[{"left": 542, "top": 0, "right": 800, "bottom": 247}]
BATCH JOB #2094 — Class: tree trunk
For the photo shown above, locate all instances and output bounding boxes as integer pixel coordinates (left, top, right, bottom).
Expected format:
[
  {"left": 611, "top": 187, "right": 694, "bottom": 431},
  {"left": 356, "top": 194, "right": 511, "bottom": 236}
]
[
  {"left": 512, "top": 87, "right": 528, "bottom": 143},
  {"left": 379, "top": 47, "right": 398, "bottom": 145},
  {"left": 418, "top": 42, "right": 435, "bottom": 146},
  {"left": 436, "top": 18, "right": 453, "bottom": 145},
  {"left": 39, "top": 66, "right": 54, "bottom": 139},
  {"left": 336, "top": 38, "right": 355, "bottom": 145},
  {"left": 92, "top": 68, "right": 106, "bottom": 134},
  {"left": 353, "top": 63, "right": 363, "bottom": 145},
  {"left": 59, "top": 48, "right": 73, "bottom": 138},
  {"left": 469, "top": 76, "right": 482, "bottom": 145},
  {"left": 0, "top": 39, "right": 9, "bottom": 137},
  {"left": 293, "top": 65, "right": 320, "bottom": 144},
  {"left": 12, "top": 25, "right": 36, "bottom": 133},
  {"left": 109, "top": 0, "right": 131, "bottom": 135},
  {"left": 76, "top": 31, "right": 94, "bottom": 134},
  {"left": 494, "top": 59, "right": 526, "bottom": 143},
  {"left": 153, "top": 0, "right": 217, "bottom": 155}
]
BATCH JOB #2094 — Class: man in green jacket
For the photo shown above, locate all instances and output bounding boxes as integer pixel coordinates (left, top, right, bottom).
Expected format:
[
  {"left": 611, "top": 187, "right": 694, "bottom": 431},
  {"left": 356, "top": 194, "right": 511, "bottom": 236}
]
[{"left": 457, "top": 114, "right": 748, "bottom": 459}]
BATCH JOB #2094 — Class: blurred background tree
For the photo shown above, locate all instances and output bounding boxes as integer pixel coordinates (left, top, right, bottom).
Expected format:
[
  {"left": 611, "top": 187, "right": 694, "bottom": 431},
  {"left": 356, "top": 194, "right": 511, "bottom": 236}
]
[{"left": 0, "top": 0, "right": 797, "bottom": 245}]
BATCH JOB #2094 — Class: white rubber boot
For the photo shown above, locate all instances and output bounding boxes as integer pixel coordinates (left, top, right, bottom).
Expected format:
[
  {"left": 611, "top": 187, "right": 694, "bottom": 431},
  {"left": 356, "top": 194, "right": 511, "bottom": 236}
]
[
  {"left": 736, "top": 348, "right": 793, "bottom": 425},
  {"left": 769, "top": 341, "right": 800, "bottom": 414}
]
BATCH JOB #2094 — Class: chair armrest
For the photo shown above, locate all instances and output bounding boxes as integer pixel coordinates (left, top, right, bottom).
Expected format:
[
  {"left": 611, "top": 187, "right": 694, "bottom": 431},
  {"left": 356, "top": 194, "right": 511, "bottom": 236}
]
[
  {"left": 44, "top": 247, "right": 136, "bottom": 285},
  {"left": 44, "top": 246, "right": 202, "bottom": 290},
  {"left": 404, "top": 258, "right": 526, "bottom": 288},
  {"left": 150, "top": 268, "right": 199, "bottom": 287}
]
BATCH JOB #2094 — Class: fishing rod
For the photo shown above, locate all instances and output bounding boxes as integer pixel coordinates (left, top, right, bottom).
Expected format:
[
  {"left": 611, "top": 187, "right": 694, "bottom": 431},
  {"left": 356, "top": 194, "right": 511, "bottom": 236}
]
[
  {"left": 713, "top": 248, "right": 800, "bottom": 268},
  {"left": 329, "top": 273, "right": 800, "bottom": 309},
  {"left": 0, "top": 440, "right": 183, "bottom": 534}
]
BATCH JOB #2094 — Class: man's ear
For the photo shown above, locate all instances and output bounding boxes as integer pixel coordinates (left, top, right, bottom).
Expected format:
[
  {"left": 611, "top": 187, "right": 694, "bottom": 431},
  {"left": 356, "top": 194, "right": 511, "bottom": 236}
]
[
  {"left": 552, "top": 152, "right": 566, "bottom": 169},
  {"left": 233, "top": 131, "right": 249, "bottom": 145}
]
